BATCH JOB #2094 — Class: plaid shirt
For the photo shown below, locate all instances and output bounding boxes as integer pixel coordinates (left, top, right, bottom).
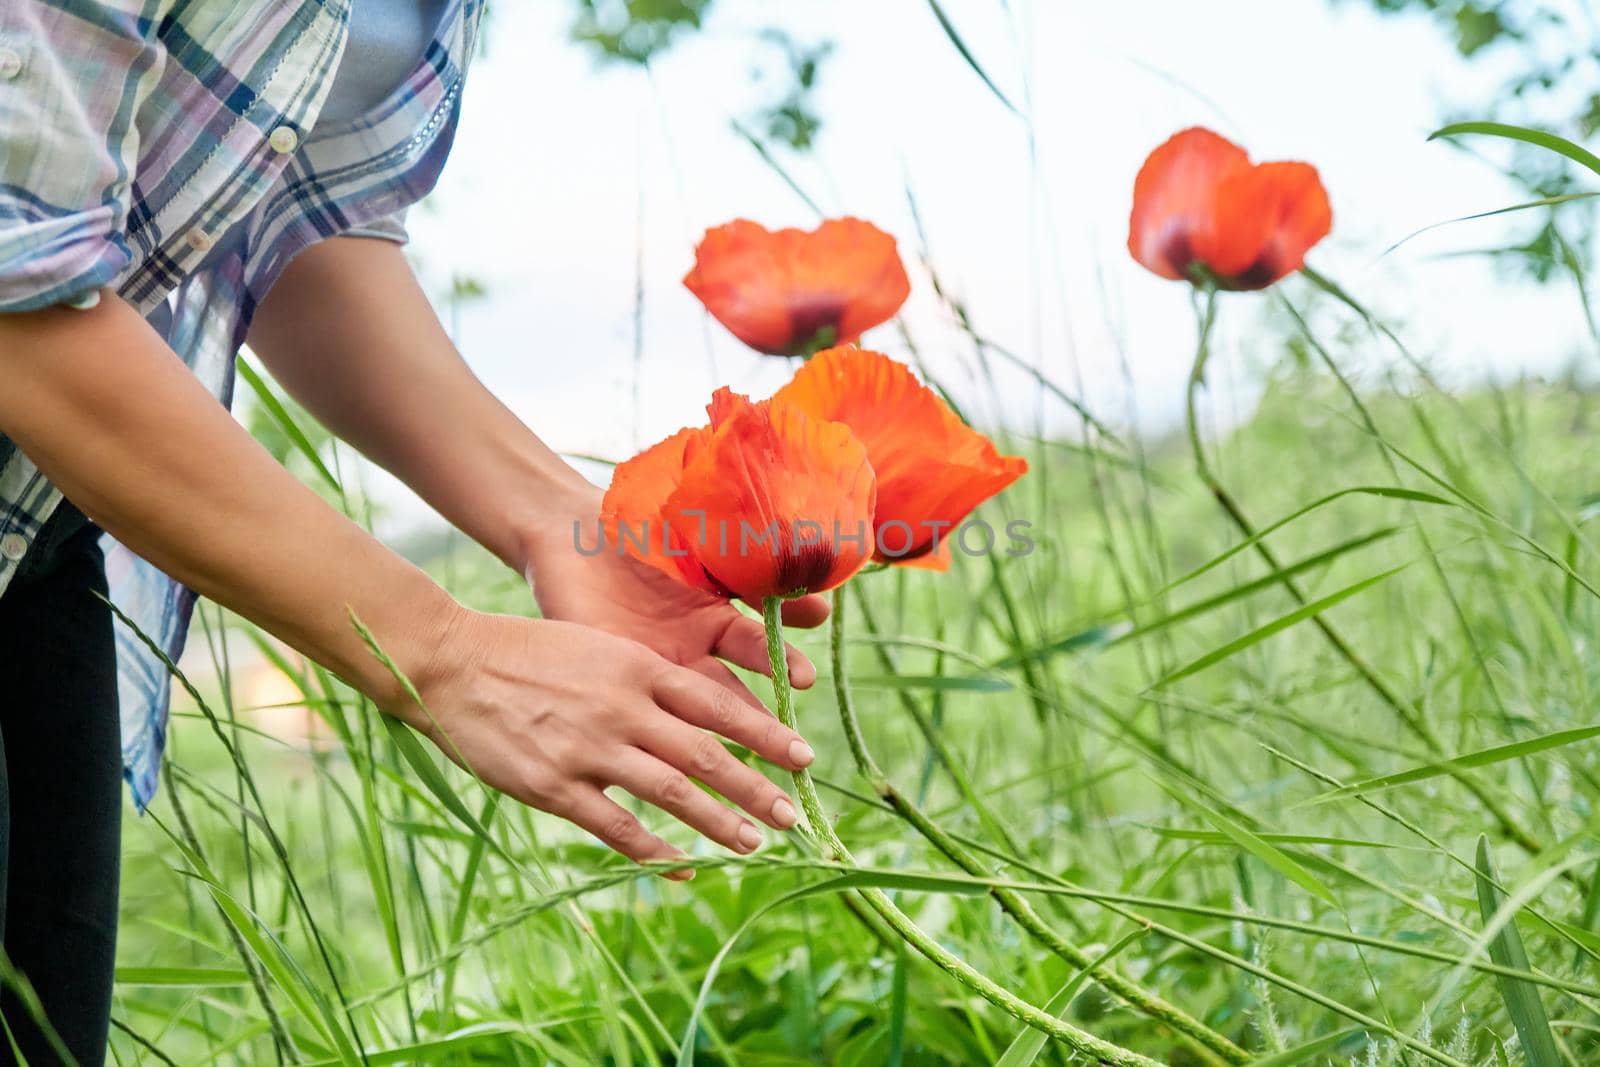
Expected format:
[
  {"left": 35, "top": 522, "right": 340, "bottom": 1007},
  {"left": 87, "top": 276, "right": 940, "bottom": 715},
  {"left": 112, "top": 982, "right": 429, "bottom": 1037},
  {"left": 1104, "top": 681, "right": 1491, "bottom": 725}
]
[{"left": 0, "top": 0, "right": 483, "bottom": 807}]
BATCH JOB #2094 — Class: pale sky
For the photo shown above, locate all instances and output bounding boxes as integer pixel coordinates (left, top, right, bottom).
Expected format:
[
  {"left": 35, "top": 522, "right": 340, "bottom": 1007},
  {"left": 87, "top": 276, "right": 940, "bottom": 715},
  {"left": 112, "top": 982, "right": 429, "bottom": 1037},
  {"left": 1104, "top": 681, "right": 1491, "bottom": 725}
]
[{"left": 363, "top": 0, "right": 1594, "bottom": 533}]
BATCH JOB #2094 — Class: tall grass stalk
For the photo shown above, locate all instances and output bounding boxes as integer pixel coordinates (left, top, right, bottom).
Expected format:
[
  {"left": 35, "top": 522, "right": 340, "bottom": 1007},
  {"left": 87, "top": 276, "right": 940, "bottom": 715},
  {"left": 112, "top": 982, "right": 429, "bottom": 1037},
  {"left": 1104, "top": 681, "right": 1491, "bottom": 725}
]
[
  {"left": 829, "top": 588, "right": 1251, "bottom": 1066},
  {"left": 1184, "top": 283, "right": 1547, "bottom": 860},
  {"left": 760, "top": 596, "right": 1165, "bottom": 1067}
]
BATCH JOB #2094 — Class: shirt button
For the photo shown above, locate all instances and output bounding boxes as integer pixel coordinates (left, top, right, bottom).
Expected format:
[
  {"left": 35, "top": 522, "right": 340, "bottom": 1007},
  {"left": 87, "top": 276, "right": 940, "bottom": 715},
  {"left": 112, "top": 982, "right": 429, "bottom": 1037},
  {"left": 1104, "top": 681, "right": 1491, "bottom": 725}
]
[
  {"left": 0, "top": 49, "right": 22, "bottom": 80},
  {"left": 185, "top": 228, "right": 215, "bottom": 253},
  {"left": 0, "top": 533, "right": 27, "bottom": 562},
  {"left": 268, "top": 125, "right": 299, "bottom": 155}
]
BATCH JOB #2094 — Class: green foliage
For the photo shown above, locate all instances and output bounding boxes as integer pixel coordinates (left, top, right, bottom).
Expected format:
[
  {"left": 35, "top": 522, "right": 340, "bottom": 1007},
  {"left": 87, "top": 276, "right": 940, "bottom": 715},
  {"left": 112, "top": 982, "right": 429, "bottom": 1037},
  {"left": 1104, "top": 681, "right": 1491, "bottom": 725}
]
[
  {"left": 564, "top": 1, "right": 834, "bottom": 155},
  {"left": 750, "top": 31, "right": 832, "bottom": 152},
  {"left": 569, "top": 0, "right": 712, "bottom": 66},
  {"left": 1344, "top": 0, "right": 1600, "bottom": 283},
  {"left": 117, "top": 348, "right": 1600, "bottom": 1063}
]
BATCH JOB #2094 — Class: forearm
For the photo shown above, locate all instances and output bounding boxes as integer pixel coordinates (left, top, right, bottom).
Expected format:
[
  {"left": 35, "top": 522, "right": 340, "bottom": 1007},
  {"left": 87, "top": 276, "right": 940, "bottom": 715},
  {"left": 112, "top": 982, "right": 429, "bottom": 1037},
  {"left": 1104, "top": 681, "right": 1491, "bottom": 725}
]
[
  {"left": 0, "top": 295, "right": 458, "bottom": 722},
  {"left": 247, "top": 237, "right": 594, "bottom": 574}
]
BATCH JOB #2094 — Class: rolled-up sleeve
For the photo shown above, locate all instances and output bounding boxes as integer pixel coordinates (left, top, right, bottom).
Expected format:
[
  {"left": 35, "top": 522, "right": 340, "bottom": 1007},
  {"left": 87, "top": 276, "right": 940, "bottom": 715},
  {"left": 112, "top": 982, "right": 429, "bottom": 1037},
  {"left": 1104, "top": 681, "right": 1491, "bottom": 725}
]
[
  {"left": 341, "top": 208, "right": 410, "bottom": 245},
  {"left": 0, "top": 1, "right": 159, "bottom": 311}
]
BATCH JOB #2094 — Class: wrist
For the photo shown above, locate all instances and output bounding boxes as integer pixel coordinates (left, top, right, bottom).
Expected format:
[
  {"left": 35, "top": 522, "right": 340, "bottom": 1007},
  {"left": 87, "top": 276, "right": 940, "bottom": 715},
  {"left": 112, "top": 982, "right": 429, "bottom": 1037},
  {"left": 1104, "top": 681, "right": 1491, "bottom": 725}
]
[
  {"left": 510, "top": 480, "right": 603, "bottom": 581},
  {"left": 347, "top": 567, "right": 476, "bottom": 730}
]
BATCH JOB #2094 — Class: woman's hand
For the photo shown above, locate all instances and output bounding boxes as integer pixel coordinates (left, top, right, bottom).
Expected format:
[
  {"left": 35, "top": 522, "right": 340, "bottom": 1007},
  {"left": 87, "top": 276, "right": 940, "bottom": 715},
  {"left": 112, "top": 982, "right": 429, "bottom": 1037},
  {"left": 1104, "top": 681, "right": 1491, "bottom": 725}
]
[
  {"left": 522, "top": 488, "right": 831, "bottom": 709},
  {"left": 402, "top": 604, "right": 814, "bottom": 877}
]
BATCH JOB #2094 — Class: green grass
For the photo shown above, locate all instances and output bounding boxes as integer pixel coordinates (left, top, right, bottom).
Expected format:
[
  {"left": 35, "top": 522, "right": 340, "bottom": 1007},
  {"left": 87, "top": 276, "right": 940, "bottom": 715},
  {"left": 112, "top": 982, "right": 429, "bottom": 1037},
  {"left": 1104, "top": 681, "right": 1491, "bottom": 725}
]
[{"left": 107, "top": 318, "right": 1600, "bottom": 1065}]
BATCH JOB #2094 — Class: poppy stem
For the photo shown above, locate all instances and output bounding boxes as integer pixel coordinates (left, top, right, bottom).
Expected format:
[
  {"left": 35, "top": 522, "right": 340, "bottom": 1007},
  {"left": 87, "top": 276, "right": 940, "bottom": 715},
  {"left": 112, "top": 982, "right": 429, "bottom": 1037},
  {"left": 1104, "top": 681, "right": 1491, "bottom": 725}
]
[
  {"left": 1184, "top": 290, "right": 1548, "bottom": 864},
  {"left": 828, "top": 592, "right": 1249, "bottom": 1066},
  {"left": 761, "top": 596, "right": 835, "bottom": 842},
  {"left": 759, "top": 596, "right": 1165, "bottom": 1067}
]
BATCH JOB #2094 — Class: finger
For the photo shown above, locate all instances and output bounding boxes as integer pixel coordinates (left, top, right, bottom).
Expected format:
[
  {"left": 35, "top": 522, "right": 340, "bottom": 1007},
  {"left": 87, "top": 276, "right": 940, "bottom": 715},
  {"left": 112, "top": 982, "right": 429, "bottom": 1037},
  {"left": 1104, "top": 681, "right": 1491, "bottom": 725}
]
[
  {"left": 613, "top": 750, "right": 767, "bottom": 855},
  {"left": 558, "top": 785, "right": 694, "bottom": 880},
  {"left": 781, "top": 594, "right": 830, "bottom": 629},
  {"left": 634, "top": 698, "right": 801, "bottom": 830},
  {"left": 715, "top": 614, "right": 817, "bottom": 689},
  {"left": 689, "top": 657, "right": 767, "bottom": 714},
  {"left": 652, "top": 665, "right": 815, "bottom": 773}
]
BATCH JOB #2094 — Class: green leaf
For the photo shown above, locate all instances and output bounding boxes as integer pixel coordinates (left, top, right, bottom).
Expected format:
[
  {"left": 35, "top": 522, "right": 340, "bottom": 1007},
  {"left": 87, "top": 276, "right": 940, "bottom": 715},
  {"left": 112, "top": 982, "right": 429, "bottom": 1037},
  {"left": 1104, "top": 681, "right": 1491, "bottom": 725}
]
[
  {"left": 1306, "top": 723, "right": 1600, "bottom": 804},
  {"left": 732, "top": 119, "right": 824, "bottom": 216},
  {"left": 925, "top": 0, "right": 1019, "bottom": 115},
  {"left": 850, "top": 673, "right": 1012, "bottom": 693},
  {"left": 1151, "top": 564, "right": 1409, "bottom": 687},
  {"left": 886, "top": 945, "right": 908, "bottom": 1067},
  {"left": 114, "top": 966, "right": 250, "bottom": 987},
  {"left": 380, "top": 715, "right": 481, "bottom": 831},
  {"left": 201, "top": 877, "right": 361, "bottom": 1065},
  {"left": 1155, "top": 781, "right": 1339, "bottom": 908},
  {"left": 235, "top": 357, "right": 342, "bottom": 495},
  {"left": 993, "top": 624, "right": 1126, "bottom": 669},
  {"left": 1148, "top": 828, "right": 1410, "bottom": 851},
  {"left": 1431, "top": 121, "right": 1600, "bottom": 180},
  {"left": 1383, "top": 192, "right": 1600, "bottom": 257},
  {"left": 1165, "top": 487, "right": 1448, "bottom": 594},
  {"left": 294, "top": 1019, "right": 594, "bottom": 1067},
  {"left": 994, "top": 928, "right": 1147, "bottom": 1067},
  {"left": 1244, "top": 1026, "right": 1367, "bottom": 1066},
  {"left": 1474, "top": 836, "right": 1561, "bottom": 1067},
  {"left": 676, "top": 872, "right": 987, "bottom": 1066},
  {"left": 1002, "top": 526, "right": 1403, "bottom": 669}
]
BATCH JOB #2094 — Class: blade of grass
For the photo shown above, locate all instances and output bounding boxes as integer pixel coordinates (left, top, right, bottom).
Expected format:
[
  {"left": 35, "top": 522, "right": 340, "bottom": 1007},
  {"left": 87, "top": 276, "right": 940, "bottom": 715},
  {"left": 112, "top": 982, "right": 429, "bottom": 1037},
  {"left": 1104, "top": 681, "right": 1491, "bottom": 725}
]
[
  {"left": 235, "top": 357, "right": 343, "bottom": 497},
  {"left": 925, "top": 0, "right": 1019, "bottom": 114},
  {"left": 1150, "top": 564, "right": 1409, "bottom": 687},
  {"left": 1003, "top": 526, "right": 1405, "bottom": 669},
  {"left": 1304, "top": 724, "right": 1600, "bottom": 805},
  {"left": 1152, "top": 780, "right": 1338, "bottom": 908},
  {"left": 994, "top": 928, "right": 1149, "bottom": 1067},
  {"left": 1430, "top": 121, "right": 1600, "bottom": 179},
  {"left": 849, "top": 673, "right": 1012, "bottom": 692},
  {"left": 114, "top": 968, "right": 251, "bottom": 988},
  {"left": 676, "top": 872, "right": 988, "bottom": 1067},
  {"left": 1474, "top": 836, "right": 1563, "bottom": 1067},
  {"left": 1244, "top": 1026, "right": 1367, "bottom": 1066}
]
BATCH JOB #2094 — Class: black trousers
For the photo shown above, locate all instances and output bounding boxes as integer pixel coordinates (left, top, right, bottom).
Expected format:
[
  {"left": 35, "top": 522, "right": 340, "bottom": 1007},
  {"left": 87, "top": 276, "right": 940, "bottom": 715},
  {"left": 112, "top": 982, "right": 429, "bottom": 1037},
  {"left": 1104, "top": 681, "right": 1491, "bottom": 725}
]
[{"left": 0, "top": 503, "right": 121, "bottom": 1067}]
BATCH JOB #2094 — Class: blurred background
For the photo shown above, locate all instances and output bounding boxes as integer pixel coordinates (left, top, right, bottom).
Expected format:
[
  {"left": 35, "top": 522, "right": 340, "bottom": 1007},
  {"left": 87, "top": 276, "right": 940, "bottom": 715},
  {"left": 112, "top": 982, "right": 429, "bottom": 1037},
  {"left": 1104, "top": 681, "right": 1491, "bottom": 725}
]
[{"left": 353, "top": 0, "right": 1600, "bottom": 539}]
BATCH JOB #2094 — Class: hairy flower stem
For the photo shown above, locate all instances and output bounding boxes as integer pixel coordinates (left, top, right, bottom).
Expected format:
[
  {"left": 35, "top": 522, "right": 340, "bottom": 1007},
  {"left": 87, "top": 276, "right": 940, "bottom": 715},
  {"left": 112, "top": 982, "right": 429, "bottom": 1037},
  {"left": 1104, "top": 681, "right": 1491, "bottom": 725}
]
[
  {"left": 761, "top": 597, "right": 1162, "bottom": 1067},
  {"left": 1186, "top": 288, "right": 1543, "bottom": 860},
  {"left": 829, "top": 592, "right": 1248, "bottom": 1067}
]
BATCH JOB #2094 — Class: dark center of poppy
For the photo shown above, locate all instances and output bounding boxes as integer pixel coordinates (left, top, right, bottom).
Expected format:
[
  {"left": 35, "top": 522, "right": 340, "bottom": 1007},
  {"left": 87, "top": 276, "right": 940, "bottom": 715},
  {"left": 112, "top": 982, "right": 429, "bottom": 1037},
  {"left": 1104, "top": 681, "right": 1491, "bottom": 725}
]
[
  {"left": 786, "top": 298, "right": 844, "bottom": 357},
  {"left": 1160, "top": 233, "right": 1197, "bottom": 281},
  {"left": 776, "top": 540, "right": 838, "bottom": 596},
  {"left": 1215, "top": 256, "right": 1279, "bottom": 291}
]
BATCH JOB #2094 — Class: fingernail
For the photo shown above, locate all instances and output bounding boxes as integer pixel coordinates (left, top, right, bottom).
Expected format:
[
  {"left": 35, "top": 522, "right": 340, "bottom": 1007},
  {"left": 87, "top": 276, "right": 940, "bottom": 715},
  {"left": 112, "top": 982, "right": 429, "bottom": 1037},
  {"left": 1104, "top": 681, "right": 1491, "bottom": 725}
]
[
  {"left": 771, "top": 797, "right": 798, "bottom": 828},
  {"left": 664, "top": 867, "right": 695, "bottom": 882},
  {"left": 789, "top": 739, "right": 816, "bottom": 767},
  {"left": 737, "top": 822, "right": 764, "bottom": 853}
]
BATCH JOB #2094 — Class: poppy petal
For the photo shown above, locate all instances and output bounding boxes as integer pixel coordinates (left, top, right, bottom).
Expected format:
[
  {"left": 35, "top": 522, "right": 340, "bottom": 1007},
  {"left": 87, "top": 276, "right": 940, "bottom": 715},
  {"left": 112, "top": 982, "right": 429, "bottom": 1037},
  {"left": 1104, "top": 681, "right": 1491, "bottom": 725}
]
[
  {"left": 1128, "top": 127, "right": 1250, "bottom": 282},
  {"left": 684, "top": 218, "right": 911, "bottom": 356},
  {"left": 682, "top": 221, "right": 798, "bottom": 354},
  {"left": 666, "top": 388, "right": 877, "bottom": 600},
  {"left": 775, "top": 346, "right": 1028, "bottom": 566},
  {"left": 1201, "top": 161, "right": 1331, "bottom": 289},
  {"left": 600, "top": 425, "right": 725, "bottom": 595},
  {"left": 789, "top": 219, "right": 911, "bottom": 347}
]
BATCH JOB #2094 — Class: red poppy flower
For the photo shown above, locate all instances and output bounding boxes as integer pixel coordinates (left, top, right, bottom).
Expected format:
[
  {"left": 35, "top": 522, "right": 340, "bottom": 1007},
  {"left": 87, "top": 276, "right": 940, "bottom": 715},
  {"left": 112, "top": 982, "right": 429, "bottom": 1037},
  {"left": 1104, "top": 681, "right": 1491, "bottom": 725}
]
[
  {"left": 601, "top": 388, "right": 877, "bottom": 600},
  {"left": 1128, "top": 127, "right": 1331, "bottom": 291},
  {"left": 683, "top": 218, "right": 911, "bottom": 356},
  {"left": 773, "top": 346, "right": 1027, "bottom": 569}
]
